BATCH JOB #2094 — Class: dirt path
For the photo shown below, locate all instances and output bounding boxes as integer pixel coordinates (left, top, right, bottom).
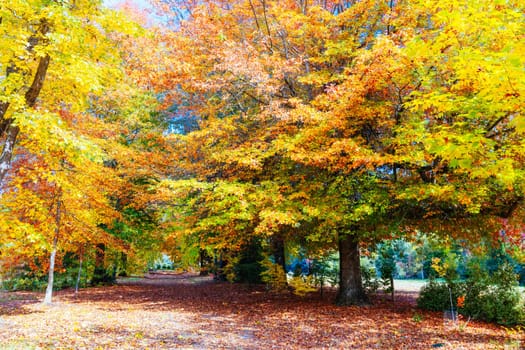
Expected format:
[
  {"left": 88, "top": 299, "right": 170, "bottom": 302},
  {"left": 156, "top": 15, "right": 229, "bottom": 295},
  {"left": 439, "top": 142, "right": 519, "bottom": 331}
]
[{"left": 0, "top": 275, "right": 522, "bottom": 349}]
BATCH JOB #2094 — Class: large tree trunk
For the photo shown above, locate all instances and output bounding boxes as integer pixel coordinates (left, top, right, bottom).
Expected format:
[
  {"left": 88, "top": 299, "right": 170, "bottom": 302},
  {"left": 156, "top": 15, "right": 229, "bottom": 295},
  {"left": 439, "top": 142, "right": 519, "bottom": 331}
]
[{"left": 335, "top": 233, "right": 369, "bottom": 306}]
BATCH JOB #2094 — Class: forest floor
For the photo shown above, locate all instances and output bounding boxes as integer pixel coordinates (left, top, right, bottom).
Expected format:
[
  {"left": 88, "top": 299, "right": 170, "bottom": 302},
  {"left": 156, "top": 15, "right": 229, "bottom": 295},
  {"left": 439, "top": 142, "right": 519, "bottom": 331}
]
[{"left": 0, "top": 273, "right": 523, "bottom": 349}]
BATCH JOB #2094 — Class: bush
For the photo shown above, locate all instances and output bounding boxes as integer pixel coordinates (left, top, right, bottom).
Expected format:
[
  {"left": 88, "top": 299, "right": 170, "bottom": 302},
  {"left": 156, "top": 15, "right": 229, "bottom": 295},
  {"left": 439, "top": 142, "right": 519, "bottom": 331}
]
[
  {"left": 1, "top": 276, "right": 46, "bottom": 292},
  {"left": 311, "top": 254, "right": 339, "bottom": 288},
  {"left": 236, "top": 262, "right": 263, "bottom": 284},
  {"left": 288, "top": 275, "right": 317, "bottom": 296},
  {"left": 260, "top": 257, "right": 287, "bottom": 291},
  {"left": 360, "top": 259, "right": 380, "bottom": 294},
  {"left": 459, "top": 262, "right": 524, "bottom": 326},
  {"left": 477, "top": 287, "right": 523, "bottom": 325},
  {"left": 418, "top": 262, "right": 525, "bottom": 326},
  {"left": 417, "top": 280, "right": 460, "bottom": 312}
]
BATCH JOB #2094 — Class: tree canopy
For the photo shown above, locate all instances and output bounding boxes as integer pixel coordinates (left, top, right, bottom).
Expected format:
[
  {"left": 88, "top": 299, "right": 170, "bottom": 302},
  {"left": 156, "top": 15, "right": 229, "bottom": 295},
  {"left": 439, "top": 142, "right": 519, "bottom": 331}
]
[{"left": 0, "top": 0, "right": 523, "bottom": 305}]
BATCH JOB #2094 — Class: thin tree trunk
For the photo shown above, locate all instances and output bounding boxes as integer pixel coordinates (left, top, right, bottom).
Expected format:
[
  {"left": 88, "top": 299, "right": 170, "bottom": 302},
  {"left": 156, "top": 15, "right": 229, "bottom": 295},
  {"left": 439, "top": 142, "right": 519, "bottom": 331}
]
[
  {"left": 119, "top": 252, "right": 127, "bottom": 277},
  {"left": 335, "top": 233, "right": 369, "bottom": 306},
  {"left": 390, "top": 276, "right": 395, "bottom": 302},
  {"left": 0, "top": 124, "right": 19, "bottom": 184},
  {"left": 269, "top": 234, "right": 288, "bottom": 289},
  {"left": 44, "top": 200, "right": 61, "bottom": 304},
  {"left": 92, "top": 243, "right": 109, "bottom": 285},
  {"left": 199, "top": 249, "right": 209, "bottom": 276},
  {"left": 75, "top": 245, "right": 84, "bottom": 294}
]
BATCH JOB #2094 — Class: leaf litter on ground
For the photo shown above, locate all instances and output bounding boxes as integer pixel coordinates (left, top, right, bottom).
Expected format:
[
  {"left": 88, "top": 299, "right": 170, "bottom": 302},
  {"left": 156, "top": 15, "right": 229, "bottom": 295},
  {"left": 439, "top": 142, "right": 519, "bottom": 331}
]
[{"left": 0, "top": 274, "right": 523, "bottom": 349}]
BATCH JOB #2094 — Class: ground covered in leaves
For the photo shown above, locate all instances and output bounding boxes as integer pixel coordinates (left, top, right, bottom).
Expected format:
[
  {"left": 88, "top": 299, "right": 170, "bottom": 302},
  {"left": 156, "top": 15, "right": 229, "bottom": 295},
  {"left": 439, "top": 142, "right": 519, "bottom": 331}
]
[{"left": 0, "top": 274, "right": 522, "bottom": 349}]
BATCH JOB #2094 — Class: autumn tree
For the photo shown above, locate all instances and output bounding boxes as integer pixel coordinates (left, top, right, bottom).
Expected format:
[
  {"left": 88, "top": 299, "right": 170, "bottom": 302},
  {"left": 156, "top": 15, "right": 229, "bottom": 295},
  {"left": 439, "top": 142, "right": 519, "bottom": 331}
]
[
  {"left": 148, "top": 0, "right": 400, "bottom": 301},
  {"left": 281, "top": 0, "right": 525, "bottom": 303},
  {"left": 0, "top": 0, "right": 133, "bottom": 184},
  {"left": 146, "top": 0, "right": 524, "bottom": 305},
  {"left": 0, "top": 0, "right": 171, "bottom": 301}
]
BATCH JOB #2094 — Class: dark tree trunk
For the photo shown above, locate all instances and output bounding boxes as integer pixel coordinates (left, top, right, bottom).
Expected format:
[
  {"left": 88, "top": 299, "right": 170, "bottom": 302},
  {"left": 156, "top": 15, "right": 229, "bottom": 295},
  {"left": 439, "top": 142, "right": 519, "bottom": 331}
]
[
  {"left": 270, "top": 234, "right": 286, "bottom": 274},
  {"left": 213, "top": 251, "right": 227, "bottom": 281},
  {"left": 199, "top": 249, "right": 211, "bottom": 276},
  {"left": 119, "top": 252, "right": 128, "bottom": 277},
  {"left": 390, "top": 276, "right": 395, "bottom": 302},
  {"left": 0, "top": 18, "right": 50, "bottom": 185},
  {"left": 91, "top": 243, "right": 114, "bottom": 285},
  {"left": 335, "top": 233, "right": 369, "bottom": 306},
  {"left": 0, "top": 53, "right": 50, "bottom": 185},
  {"left": 75, "top": 245, "right": 84, "bottom": 294}
]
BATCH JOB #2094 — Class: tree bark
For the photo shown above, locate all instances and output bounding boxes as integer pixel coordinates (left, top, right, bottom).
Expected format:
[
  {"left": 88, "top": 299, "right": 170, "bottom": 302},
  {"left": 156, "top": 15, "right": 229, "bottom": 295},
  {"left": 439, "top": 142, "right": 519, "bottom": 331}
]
[
  {"left": 335, "top": 233, "right": 369, "bottom": 306},
  {"left": 390, "top": 276, "right": 395, "bottom": 302},
  {"left": 75, "top": 245, "right": 84, "bottom": 294},
  {"left": 0, "top": 124, "right": 19, "bottom": 184},
  {"left": 199, "top": 249, "right": 211, "bottom": 276},
  {"left": 0, "top": 18, "right": 50, "bottom": 185},
  {"left": 44, "top": 200, "right": 61, "bottom": 304},
  {"left": 91, "top": 243, "right": 112, "bottom": 285},
  {"left": 270, "top": 234, "right": 286, "bottom": 274}
]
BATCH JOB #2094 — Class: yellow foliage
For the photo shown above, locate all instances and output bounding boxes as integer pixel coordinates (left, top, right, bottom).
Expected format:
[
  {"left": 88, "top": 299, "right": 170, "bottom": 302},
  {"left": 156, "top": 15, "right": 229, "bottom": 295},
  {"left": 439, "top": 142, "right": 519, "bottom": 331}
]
[
  {"left": 288, "top": 275, "right": 317, "bottom": 297},
  {"left": 431, "top": 257, "right": 447, "bottom": 278},
  {"left": 260, "top": 257, "right": 287, "bottom": 292}
]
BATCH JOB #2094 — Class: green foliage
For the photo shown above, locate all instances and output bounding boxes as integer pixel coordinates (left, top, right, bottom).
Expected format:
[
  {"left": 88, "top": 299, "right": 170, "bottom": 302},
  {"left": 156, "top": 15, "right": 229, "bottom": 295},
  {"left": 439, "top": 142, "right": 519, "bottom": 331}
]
[
  {"left": 311, "top": 253, "right": 339, "bottom": 288},
  {"left": 376, "top": 242, "right": 396, "bottom": 294},
  {"left": 360, "top": 257, "right": 380, "bottom": 294},
  {"left": 209, "top": 240, "right": 266, "bottom": 284},
  {"left": 1, "top": 275, "right": 46, "bottom": 292},
  {"left": 234, "top": 239, "right": 265, "bottom": 284},
  {"left": 222, "top": 255, "right": 241, "bottom": 283},
  {"left": 430, "top": 252, "right": 461, "bottom": 286},
  {"left": 236, "top": 262, "right": 264, "bottom": 285},
  {"left": 417, "top": 280, "right": 459, "bottom": 312},
  {"left": 90, "top": 267, "right": 116, "bottom": 286},
  {"left": 412, "top": 313, "right": 423, "bottom": 323},
  {"left": 0, "top": 264, "right": 87, "bottom": 292},
  {"left": 460, "top": 261, "right": 524, "bottom": 326},
  {"left": 418, "top": 261, "right": 525, "bottom": 326}
]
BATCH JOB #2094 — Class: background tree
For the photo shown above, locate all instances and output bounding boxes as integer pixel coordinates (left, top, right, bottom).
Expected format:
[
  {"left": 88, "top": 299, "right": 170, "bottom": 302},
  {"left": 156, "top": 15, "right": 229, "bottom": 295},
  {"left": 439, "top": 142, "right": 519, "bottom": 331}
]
[{"left": 0, "top": 0, "right": 171, "bottom": 299}]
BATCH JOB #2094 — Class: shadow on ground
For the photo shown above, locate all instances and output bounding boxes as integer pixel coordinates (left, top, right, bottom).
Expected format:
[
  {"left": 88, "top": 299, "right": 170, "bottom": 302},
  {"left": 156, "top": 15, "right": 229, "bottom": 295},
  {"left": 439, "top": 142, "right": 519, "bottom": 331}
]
[{"left": 0, "top": 274, "right": 519, "bottom": 349}]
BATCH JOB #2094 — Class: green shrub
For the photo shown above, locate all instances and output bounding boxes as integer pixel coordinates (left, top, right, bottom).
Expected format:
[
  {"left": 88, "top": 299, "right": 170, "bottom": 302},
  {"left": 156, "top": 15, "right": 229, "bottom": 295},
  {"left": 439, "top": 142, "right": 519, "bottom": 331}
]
[
  {"left": 260, "top": 257, "right": 287, "bottom": 291},
  {"left": 311, "top": 254, "right": 339, "bottom": 288},
  {"left": 1, "top": 279, "right": 16, "bottom": 291},
  {"left": 479, "top": 287, "right": 523, "bottom": 325},
  {"left": 1, "top": 276, "right": 46, "bottom": 291},
  {"left": 417, "top": 280, "right": 460, "bottom": 312},
  {"left": 418, "top": 262, "right": 525, "bottom": 326},
  {"left": 459, "top": 262, "right": 524, "bottom": 326},
  {"left": 360, "top": 261, "right": 380, "bottom": 294},
  {"left": 236, "top": 262, "right": 263, "bottom": 284}
]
